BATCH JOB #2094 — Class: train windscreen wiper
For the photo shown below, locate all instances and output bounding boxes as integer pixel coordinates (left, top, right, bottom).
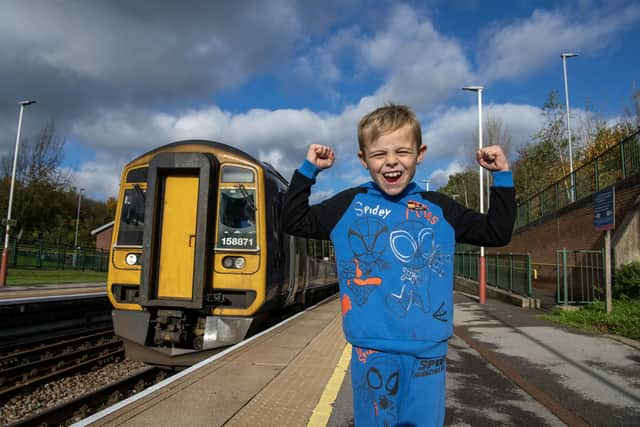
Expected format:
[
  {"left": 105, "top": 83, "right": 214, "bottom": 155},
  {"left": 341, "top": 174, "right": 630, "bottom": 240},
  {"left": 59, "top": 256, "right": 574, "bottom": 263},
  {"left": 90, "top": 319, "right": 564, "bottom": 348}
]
[{"left": 237, "top": 184, "right": 256, "bottom": 211}]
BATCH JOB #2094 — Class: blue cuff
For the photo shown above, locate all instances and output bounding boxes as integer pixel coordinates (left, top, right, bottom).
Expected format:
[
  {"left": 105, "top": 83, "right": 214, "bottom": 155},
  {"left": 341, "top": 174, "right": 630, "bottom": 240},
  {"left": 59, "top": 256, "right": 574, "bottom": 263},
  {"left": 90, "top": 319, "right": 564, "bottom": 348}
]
[
  {"left": 298, "top": 159, "right": 321, "bottom": 179},
  {"left": 492, "top": 170, "right": 513, "bottom": 187}
]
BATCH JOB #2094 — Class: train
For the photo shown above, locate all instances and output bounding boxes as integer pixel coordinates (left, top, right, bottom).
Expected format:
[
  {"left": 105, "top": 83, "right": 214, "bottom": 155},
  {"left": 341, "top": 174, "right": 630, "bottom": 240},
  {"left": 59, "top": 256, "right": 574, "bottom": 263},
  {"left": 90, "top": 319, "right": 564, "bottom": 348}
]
[{"left": 107, "top": 140, "right": 338, "bottom": 366}]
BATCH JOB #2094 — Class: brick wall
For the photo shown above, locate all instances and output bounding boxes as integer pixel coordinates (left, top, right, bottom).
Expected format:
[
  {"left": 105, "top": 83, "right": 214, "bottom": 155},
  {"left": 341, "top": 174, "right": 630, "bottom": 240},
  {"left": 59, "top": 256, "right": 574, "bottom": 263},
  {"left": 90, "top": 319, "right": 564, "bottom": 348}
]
[
  {"left": 95, "top": 227, "right": 113, "bottom": 251},
  {"left": 487, "top": 174, "right": 640, "bottom": 292}
]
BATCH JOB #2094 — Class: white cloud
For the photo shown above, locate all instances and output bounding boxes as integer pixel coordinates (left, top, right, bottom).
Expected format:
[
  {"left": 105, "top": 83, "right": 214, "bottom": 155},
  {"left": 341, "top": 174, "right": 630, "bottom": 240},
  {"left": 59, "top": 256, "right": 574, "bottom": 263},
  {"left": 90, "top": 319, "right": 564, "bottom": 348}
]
[
  {"left": 428, "top": 161, "right": 466, "bottom": 190},
  {"left": 359, "top": 4, "right": 473, "bottom": 108},
  {"left": 478, "top": 3, "right": 640, "bottom": 81},
  {"left": 66, "top": 158, "right": 123, "bottom": 200}
]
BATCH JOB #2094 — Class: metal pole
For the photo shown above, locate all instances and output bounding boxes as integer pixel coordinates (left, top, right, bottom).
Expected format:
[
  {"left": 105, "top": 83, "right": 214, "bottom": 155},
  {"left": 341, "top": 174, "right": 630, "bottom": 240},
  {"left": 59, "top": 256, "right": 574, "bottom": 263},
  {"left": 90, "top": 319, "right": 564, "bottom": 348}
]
[
  {"left": 463, "top": 86, "right": 486, "bottom": 304},
  {"left": 1, "top": 100, "right": 36, "bottom": 286},
  {"left": 74, "top": 189, "right": 84, "bottom": 249},
  {"left": 562, "top": 53, "right": 577, "bottom": 202},
  {"left": 73, "top": 188, "right": 84, "bottom": 268},
  {"left": 604, "top": 231, "right": 612, "bottom": 314},
  {"left": 477, "top": 88, "right": 486, "bottom": 304},
  {"left": 422, "top": 179, "right": 430, "bottom": 191}
]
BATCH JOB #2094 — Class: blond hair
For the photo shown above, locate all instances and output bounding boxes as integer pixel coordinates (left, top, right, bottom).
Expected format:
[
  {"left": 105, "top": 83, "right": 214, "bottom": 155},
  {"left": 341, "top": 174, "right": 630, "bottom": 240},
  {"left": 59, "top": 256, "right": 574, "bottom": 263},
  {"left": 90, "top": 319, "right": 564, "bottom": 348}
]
[{"left": 357, "top": 104, "right": 422, "bottom": 152}]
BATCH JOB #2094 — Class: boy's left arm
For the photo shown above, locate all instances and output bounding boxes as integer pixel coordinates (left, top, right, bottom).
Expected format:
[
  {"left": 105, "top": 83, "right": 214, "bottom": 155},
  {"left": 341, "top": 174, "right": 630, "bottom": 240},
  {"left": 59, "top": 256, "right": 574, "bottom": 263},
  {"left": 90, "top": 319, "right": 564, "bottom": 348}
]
[{"left": 430, "top": 146, "right": 516, "bottom": 246}]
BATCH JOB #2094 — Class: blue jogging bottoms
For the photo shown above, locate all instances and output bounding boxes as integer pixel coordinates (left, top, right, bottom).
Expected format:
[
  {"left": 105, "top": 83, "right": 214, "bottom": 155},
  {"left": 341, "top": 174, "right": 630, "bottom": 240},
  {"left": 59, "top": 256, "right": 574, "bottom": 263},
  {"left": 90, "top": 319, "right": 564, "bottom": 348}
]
[{"left": 350, "top": 346, "right": 446, "bottom": 427}]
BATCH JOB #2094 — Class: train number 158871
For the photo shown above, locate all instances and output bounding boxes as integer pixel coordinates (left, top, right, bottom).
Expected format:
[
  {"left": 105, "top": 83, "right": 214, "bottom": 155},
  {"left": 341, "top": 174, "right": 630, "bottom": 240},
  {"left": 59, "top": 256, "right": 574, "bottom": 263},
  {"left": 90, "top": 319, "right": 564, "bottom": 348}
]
[{"left": 221, "top": 237, "right": 254, "bottom": 247}]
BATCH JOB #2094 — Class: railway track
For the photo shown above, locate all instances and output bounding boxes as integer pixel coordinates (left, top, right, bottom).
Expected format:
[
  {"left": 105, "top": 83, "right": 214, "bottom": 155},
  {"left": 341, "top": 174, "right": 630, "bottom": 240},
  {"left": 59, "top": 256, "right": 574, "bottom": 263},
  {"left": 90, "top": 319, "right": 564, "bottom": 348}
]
[
  {"left": 0, "top": 329, "right": 124, "bottom": 400},
  {"left": 11, "top": 366, "right": 166, "bottom": 427}
]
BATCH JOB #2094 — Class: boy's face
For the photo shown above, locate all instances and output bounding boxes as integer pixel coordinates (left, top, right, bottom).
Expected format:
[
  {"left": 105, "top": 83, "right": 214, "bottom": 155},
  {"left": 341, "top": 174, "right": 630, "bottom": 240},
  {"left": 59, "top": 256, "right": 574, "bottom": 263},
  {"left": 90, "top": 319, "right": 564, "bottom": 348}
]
[{"left": 358, "top": 124, "right": 426, "bottom": 197}]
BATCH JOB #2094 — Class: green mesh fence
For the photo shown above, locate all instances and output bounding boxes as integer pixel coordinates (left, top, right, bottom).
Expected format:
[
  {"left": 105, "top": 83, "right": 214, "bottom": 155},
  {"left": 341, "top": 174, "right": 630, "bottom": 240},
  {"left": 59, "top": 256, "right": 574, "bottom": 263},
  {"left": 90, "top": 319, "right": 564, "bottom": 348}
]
[
  {"left": 8, "top": 241, "right": 109, "bottom": 272},
  {"left": 515, "top": 130, "right": 640, "bottom": 229},
  {"left": 455, "top": 252, "right": 532, "bottom": 297}
]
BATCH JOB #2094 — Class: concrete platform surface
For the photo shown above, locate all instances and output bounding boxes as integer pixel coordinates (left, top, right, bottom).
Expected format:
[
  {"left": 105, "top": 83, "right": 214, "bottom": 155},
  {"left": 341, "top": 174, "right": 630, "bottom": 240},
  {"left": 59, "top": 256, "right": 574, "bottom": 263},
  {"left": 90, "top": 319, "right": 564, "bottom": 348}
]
[{"left": 76, "top": 292, "right": 640, "bottom": 426}]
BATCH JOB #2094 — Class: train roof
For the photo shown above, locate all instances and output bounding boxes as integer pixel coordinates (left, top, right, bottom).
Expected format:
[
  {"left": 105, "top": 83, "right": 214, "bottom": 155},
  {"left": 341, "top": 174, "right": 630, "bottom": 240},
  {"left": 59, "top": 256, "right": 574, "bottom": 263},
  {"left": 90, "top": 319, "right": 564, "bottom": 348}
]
[
  {"left": 128, "top": 140, "right": 260, "bottom": 166},
  {"left": 126, "top": 139, "right": 291, "bottom": 186}
]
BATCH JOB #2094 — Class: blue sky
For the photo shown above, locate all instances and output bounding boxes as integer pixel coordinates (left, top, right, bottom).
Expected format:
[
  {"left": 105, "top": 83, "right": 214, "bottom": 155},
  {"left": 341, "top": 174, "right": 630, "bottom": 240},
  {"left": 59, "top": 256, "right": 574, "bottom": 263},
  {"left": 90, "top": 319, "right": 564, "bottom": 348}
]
[{"left": 0, "top": 0, "right": 638, "bottom": 202}]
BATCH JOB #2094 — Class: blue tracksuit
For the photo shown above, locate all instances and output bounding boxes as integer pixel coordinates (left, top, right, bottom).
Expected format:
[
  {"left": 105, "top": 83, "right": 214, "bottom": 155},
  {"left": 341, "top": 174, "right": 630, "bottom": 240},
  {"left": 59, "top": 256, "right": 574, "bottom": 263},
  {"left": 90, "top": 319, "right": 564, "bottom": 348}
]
[{"left": 282, "top": 161, "right": 515, "bottom": 426}]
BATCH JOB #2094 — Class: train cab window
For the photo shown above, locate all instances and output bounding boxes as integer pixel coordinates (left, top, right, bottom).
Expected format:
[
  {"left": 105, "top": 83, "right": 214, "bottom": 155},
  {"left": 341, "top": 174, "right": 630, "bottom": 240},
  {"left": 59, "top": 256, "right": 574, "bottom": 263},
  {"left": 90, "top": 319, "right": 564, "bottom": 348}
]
[
  {"left": 221, "top": 166, "right": 254, "bottom": 183},
  {"left": 217, "top": 187, "right": 257, "bottom": 250},
  {"left": 117, "top": 186, "right": 146, "bottom": 246}
]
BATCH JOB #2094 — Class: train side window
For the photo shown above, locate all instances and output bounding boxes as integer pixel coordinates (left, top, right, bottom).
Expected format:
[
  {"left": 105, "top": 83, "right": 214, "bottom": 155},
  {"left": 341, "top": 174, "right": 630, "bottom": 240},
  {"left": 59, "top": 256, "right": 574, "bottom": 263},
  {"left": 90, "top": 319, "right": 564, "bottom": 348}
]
[
  {"left": 117, "top": 187, "right": 145, "bottom": 245},
  {"left": 217, "top": 188, "right": 257, "bottom": 250},
  {"left": 221, "top": 166, "right": 254, "bottom": 183}
]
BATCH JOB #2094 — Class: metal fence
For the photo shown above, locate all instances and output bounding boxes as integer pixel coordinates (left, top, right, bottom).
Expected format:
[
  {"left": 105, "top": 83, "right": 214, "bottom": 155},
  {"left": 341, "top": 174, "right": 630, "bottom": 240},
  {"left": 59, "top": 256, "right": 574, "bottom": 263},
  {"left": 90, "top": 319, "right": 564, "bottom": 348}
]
[
  {"left": 7, "top": 240, "right": 109, "bottom": 272},
  {"left": 455, "top": 252, "right": 532, "bottom": 297},
  {"left": 516, "top": 129, "right": 640, "bottom": 229},
  {"left": 556, "top": 248, "right": 604, "bottom": 304}
]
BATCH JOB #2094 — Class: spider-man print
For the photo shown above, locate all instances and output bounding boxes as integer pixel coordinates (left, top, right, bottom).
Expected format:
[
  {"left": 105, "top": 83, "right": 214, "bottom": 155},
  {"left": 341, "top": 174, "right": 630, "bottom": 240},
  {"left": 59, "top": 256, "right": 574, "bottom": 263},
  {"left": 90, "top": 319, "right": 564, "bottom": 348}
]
[
  {"left": 385, "top": 221, "right": 451, "bottom": 318},
  {"left": 358, "top": 354, "right": 400, "bottom": 427},
  {"left": 341, "top": 217, "right": 388, "bottom": 305},
  {"left": 348, "top": 217, "right": 389, "bottom": 275}
]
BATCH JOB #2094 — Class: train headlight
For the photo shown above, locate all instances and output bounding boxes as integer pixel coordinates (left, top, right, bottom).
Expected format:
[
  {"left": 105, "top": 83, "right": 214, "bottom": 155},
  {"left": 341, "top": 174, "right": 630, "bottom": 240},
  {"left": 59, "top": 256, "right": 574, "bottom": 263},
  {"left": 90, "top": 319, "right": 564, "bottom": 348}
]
[
  {"left": 125, "top": 253, "right": 139, "bottom": 265},
  {"left": 233, "top": 257, "right": 246, "bottom": 269},
  {"left": 222, "top": 256, "right": 246, "bottom": 269}
]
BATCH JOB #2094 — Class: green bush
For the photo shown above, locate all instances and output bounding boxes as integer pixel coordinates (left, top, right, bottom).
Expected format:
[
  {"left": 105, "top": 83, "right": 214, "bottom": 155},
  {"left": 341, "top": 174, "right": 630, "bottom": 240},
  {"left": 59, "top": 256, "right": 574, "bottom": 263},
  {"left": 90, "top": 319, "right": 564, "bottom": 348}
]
[{"left": 613, "top": 262, "right": 640, "bottom": 299}]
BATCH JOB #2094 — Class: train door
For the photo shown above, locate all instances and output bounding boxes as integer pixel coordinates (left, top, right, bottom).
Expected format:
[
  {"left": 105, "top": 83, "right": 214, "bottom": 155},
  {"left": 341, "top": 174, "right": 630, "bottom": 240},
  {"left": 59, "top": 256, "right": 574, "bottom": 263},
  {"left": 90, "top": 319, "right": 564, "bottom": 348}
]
[
  {"left": 140, "top": 152, "right": 218, "bottom": 309},
  {"left": 156, "top": 176, "right": 198, "bottom": 298},
  {"left": 285, "top": 236, "right": 307, "bottom": 306}
]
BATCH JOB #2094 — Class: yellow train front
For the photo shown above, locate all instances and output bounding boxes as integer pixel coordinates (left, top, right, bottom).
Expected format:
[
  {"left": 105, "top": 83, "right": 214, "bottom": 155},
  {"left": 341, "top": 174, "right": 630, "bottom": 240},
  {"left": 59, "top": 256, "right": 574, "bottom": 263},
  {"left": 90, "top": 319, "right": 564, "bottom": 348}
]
[{"left": 107, "top": 140, "right": 337, "bottom": 366}]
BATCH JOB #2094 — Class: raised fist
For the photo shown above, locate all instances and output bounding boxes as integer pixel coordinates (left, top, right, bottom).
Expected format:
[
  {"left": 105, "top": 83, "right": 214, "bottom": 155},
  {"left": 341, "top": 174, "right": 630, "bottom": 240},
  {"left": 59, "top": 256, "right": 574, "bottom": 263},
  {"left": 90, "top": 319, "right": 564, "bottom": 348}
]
[
  {"left": 476, "top": 145, "right": 509, "bottom": 171},
  {"left": 306, "top": 144, "right": 335, "bottom": 170}
]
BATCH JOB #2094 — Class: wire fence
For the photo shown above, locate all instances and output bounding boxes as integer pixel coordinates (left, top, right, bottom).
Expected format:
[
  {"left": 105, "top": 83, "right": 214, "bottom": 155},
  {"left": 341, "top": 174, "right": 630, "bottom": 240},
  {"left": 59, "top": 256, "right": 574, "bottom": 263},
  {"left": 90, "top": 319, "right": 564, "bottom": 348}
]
[
  {"left": 6, "top": 240, "right": 109, "bottom": 272},
  {"left": 455, "top": 252, "right": 532, "bottom": 297},
  {"left": 556, "top": 248, "right": 604, "bottom": 304},
  {"left": 516, "top": 129, "right": 640, "bottom": 229}
]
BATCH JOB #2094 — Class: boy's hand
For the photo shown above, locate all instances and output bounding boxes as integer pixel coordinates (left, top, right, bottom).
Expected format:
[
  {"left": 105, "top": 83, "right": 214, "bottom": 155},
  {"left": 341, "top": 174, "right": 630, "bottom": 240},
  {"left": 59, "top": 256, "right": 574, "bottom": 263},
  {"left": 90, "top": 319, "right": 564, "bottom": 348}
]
[
  {"left": 307, "top": 144, "right": 335, "bottom": 170},
  {"left": 476, "top": 145, "right": 509, "bottom": 171}
]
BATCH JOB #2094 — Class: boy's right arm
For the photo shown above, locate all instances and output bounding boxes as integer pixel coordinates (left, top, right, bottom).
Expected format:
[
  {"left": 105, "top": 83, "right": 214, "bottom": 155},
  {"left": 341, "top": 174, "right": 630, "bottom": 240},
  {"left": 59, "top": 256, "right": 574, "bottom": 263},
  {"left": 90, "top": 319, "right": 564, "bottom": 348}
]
[{"left": 282, "top": 145, "right": 361, "bottom": 240}]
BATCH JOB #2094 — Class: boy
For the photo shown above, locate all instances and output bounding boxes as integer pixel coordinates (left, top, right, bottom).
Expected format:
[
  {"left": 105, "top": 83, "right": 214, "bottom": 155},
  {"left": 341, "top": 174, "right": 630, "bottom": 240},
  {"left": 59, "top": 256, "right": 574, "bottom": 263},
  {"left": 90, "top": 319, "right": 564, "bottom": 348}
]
[{"left": 282, "top": 104, "right": 515, "bottom": 426}]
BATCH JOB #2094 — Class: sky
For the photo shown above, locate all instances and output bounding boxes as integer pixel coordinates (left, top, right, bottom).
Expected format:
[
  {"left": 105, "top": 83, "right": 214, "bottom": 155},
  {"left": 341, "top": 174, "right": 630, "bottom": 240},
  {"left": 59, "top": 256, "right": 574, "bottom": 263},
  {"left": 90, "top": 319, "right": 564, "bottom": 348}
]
[{"left": 1, "top": 0, "right": 639, "bottom": 203}]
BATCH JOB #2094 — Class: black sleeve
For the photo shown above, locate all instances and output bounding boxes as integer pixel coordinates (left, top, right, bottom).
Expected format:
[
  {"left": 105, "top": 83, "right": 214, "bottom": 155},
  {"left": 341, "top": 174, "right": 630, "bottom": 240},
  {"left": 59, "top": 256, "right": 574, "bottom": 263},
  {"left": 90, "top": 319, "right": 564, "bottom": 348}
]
[
  {"left": 281, "top": 170, "right": 364, "bottom": 240},
  {"left": 424, "top": 186, "right": 516, "bottom": 247}
]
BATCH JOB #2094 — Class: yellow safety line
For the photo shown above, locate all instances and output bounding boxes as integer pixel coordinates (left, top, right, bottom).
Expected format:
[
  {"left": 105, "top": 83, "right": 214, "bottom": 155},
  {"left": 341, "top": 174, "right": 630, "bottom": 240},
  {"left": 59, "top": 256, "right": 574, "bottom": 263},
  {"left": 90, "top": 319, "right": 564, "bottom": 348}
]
[{"left": 307, "top": 343, "right": 352, "bottom": 427}]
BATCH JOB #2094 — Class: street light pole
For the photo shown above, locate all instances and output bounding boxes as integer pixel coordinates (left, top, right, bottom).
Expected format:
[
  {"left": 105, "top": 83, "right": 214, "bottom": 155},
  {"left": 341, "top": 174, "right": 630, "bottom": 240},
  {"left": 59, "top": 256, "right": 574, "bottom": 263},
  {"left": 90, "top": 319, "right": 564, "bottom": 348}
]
[
  {"left": 0, "top": 100, "right": 37, "bottom": 286},
  {"left": 422, "top": 179, "right": 430, "bottom": 191},
  {"left": 73, "top": 188, "right": 85, "bottom": 268},
  {"left": 561, "top": 53, "right": 577, "bottom": 202},
  {"left": 463, "top": 86, "right": 486, "bottom": 304}
]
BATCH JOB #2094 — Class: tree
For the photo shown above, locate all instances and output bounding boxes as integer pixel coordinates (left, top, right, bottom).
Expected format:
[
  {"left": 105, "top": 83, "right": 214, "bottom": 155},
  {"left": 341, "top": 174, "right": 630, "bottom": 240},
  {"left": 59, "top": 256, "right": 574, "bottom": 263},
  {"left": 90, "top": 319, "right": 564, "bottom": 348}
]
[
  {"left": 470, "top": 114, "right": 513, "bottom": 160},
  {"left": 438, "top": 168, "right": 479, "bottom": 210}
]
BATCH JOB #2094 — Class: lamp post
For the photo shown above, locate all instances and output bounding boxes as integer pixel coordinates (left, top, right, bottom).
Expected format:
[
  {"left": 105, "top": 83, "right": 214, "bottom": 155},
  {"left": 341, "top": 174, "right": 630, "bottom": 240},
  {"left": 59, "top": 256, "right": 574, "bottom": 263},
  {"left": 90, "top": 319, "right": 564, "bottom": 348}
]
[
  {"left": 462, "top": 86, "right": 486, "bottom": 304},
  {"left": 73, "top": 188, "right": 85, "bottom": 268},
  {"left": 0, "top": 100, "right": 37, "bottom": 286},
  {"left": 422, "top": 179, "right": 430, "bottom": 191},
  {"left": 561, "top": 53, "right": 577, "bottom": 202}
]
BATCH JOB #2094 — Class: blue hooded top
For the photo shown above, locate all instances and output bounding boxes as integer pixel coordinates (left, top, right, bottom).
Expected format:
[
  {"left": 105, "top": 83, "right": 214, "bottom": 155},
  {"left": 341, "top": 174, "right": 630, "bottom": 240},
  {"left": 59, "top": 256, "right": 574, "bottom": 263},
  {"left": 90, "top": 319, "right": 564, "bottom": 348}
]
[{"left": 282, "top": 160, "right": 515, "bottom": 357}]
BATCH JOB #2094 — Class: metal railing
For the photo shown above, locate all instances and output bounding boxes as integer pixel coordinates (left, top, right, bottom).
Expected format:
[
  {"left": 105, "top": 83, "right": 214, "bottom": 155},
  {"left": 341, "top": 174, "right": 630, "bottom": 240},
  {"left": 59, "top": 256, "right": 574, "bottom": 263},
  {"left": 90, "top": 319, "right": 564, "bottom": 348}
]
[
  {"left": 455, "top": 252, "right": 532, "bottom": 297},
  {"left": 556, "top": 248, "right": 604, "bottom": 304},
  {"left": 516, "top": 129, "right": 640, "bottom": 229},
  {"left": 7, "top": 240, "right": 109, "bottom": 272}
]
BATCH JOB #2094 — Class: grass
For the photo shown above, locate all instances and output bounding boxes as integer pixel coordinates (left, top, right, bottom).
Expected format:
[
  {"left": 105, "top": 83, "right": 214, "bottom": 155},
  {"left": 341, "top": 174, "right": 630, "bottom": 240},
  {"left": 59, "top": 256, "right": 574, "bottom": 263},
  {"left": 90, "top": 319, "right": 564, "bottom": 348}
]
[
  {"left": 542, "top": 298, "right": 640, "bottom": 341},
  {"left": 5, "top": 268, "right": 107, "bottom": 286}
]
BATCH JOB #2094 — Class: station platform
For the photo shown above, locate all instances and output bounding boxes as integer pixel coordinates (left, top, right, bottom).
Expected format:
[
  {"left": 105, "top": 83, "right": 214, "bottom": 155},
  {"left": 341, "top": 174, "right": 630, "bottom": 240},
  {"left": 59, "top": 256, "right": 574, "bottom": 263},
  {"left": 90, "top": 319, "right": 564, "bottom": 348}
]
[
  {"left": 76, "top": 293, "right": 640, "bottom": 427},
  {"left": 0, "top": 283, "right": 105, "bottom": 301}
]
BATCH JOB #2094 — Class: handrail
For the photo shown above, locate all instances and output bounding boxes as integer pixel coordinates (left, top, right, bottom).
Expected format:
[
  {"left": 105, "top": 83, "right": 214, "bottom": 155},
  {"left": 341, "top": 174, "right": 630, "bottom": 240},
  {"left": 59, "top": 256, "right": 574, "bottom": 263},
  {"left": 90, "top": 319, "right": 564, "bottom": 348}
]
[{"left": 515, "top": 128, "right": 640, "bottom": 229}]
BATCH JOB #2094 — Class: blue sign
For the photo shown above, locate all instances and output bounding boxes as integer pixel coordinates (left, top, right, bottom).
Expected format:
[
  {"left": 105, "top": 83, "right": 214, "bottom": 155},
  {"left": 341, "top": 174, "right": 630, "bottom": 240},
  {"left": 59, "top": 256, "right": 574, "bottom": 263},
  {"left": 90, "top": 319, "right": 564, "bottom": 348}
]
[{"left": 594, "top": 187, "right": 615, "bottom": 230}]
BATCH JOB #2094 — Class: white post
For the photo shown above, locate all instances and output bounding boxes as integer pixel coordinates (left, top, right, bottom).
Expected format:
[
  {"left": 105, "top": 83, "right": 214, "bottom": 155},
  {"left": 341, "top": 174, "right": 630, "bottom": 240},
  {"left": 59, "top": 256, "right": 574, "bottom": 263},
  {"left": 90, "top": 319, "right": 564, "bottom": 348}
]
[
  {"left": 562, "top": 53, "right": 577, "bottom": 202},
  {"left": 1, "top": 100, "right": 36, "bottom": 286},
  {"left": 73, "top": 188, "right": 84, "bottom": 268},
  {"left": 604, "top": 230, "right": 612, "bottom": 314}
]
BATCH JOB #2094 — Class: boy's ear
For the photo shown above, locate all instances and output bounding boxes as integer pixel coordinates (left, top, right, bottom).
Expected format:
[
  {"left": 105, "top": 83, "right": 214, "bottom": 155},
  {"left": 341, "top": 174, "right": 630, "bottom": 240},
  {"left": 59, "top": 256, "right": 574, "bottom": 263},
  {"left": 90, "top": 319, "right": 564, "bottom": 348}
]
[
  {"left": 417, "top": 144, "right": 427, "bottom": 164},
  {"left": 358, "top": 150, "right": 368, "bottom": 169}
]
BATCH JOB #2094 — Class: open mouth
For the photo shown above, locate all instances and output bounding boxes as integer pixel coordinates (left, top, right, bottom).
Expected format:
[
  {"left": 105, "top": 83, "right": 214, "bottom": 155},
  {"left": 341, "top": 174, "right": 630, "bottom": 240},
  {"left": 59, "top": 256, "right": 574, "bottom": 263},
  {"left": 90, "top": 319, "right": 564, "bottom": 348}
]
[{"left": 382, "top": 171, "right": 402, "bottom": 184}]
